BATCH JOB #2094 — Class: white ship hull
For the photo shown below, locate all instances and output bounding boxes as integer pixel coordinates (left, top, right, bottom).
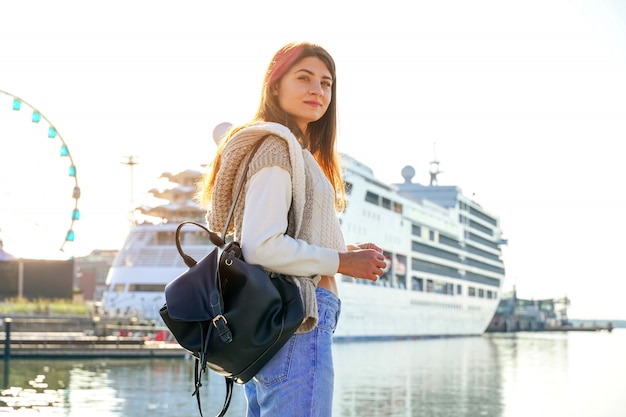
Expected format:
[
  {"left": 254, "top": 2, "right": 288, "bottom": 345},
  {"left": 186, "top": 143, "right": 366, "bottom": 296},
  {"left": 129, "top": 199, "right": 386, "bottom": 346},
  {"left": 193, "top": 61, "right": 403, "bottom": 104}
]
[
  {"left": 101, "top": 265, "right": 182, "bottom": 319},
  {"left": 334, "top": 280, "right": 499, "bottom": 340}
]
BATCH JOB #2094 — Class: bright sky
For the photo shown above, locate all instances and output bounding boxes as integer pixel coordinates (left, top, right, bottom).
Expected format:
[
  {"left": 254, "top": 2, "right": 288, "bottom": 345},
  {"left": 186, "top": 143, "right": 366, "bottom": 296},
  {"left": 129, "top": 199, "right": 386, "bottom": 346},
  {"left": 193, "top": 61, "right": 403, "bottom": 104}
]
[{"left": 1, "top": 0, "right": 625, "bottom": 320}]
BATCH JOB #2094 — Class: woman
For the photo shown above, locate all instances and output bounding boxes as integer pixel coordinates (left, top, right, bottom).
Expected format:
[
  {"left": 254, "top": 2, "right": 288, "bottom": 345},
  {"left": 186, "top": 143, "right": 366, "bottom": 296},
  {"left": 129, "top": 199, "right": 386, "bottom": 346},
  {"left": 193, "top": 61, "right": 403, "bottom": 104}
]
[{"left": 199, "top": 41, "right": 386, "bottom": 416}]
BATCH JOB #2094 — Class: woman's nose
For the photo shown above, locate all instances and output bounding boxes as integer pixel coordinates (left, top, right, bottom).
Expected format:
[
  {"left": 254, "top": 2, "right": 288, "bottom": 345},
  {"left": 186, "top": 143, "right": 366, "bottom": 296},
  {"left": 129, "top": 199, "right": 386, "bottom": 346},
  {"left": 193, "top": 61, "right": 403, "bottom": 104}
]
[{"left": 309, "top": 83, "right": 323, "bottom": 95}]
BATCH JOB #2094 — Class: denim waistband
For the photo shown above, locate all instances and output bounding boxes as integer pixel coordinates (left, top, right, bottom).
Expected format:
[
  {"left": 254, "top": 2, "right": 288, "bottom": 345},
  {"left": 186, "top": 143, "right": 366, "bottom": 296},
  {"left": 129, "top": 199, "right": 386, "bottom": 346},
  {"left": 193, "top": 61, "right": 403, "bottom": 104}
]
[{"left": 315, "top": 286, "right": 340, "bottom": 311}]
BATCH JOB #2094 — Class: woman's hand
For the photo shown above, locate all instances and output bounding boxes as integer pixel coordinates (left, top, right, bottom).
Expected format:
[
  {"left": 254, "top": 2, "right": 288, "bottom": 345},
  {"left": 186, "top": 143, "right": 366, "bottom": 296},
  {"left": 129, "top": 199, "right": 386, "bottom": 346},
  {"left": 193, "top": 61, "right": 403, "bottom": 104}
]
[
  {"left": 347, "top": 243, "right": 382, "bottom": 252},
  {"left": 339, "top": 243, "right": 386, "bottom": 281}
]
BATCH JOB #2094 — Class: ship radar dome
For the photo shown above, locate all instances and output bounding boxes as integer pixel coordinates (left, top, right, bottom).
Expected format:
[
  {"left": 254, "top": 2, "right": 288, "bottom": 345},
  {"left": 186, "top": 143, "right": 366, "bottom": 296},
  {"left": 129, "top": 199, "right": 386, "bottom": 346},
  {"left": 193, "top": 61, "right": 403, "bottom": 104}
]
[
  {"left": 401, "top": 165, "right": 416, "bottom": 184},
  {"left": 213, "top": 122, "right": 233, "bottom": 145}
]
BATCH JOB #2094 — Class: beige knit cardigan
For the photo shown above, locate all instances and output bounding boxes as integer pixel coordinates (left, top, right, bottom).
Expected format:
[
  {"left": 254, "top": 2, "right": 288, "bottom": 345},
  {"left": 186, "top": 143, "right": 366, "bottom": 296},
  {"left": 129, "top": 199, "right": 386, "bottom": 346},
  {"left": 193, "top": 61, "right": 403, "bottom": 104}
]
[{"left": 207, "top": 121, "right": 323, "bottom": 333}]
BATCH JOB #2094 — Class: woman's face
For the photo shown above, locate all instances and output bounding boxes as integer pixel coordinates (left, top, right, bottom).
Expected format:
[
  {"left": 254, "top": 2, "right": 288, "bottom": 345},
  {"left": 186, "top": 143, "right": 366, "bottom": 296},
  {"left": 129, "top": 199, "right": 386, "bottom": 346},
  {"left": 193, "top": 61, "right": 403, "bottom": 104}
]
[{"left": 273, "top": 56, "right": 333, "bottom": 134}]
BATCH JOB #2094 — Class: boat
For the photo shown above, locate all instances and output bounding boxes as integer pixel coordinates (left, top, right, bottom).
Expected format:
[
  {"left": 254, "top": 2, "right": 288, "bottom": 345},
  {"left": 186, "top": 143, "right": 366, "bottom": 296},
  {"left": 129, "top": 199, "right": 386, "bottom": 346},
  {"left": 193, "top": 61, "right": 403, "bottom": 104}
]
[
  {"left": 334, "top": 155, "right": 505, "bottom": 339},
  {"left": 486, "top": 288, "right": 613, "bottom": 333},
  {"left": 101, "top": 137, "right": 506, "bottom": 341},
  {"left": 100, "top": 169, "right": 210, "bottom": 320}
]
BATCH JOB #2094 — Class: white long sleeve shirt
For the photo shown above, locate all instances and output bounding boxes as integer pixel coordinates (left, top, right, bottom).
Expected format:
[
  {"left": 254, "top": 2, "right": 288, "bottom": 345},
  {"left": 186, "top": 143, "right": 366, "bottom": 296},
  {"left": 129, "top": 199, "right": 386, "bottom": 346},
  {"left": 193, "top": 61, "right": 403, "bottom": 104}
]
[{"left": 241, "top": 165, "right": 340, "bottom": 278}]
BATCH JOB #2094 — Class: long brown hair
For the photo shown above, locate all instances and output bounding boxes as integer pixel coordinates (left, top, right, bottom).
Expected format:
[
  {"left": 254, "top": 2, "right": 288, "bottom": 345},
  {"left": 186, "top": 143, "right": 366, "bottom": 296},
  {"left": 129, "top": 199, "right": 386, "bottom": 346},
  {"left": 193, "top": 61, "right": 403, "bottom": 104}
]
[{"left": 198, "top": 41, "right": 345, "bottom": 210}]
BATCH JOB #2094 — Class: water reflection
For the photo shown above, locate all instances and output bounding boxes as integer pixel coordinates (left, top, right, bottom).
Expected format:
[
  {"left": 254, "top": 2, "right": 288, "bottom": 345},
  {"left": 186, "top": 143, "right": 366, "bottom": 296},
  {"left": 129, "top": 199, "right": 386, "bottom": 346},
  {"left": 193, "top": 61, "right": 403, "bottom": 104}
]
[
  {"left": 333, "top": 337, "right": 503, "bottom": 417},
  {"left": 0, "top": 358, "right": 247, "bottom": 416},
  {"left": 496, "top": 332, "right": 570, "bottom": 416},
  {"left": 2, "top": 338, "right": 505, "bottom": 416},
  {"left": 493, "top": 331, "right": 624, "bottom": 417},
  {"left": 1, "top": 331, "right": 624, "bottom": 416}
]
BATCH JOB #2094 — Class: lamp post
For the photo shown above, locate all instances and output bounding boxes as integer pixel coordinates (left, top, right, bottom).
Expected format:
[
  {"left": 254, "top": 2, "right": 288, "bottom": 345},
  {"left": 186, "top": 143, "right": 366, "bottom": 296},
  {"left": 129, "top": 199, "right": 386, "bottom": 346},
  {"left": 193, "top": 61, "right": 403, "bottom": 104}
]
[{"left": 121, "top": 155, "right": 139, "bottom": 227}]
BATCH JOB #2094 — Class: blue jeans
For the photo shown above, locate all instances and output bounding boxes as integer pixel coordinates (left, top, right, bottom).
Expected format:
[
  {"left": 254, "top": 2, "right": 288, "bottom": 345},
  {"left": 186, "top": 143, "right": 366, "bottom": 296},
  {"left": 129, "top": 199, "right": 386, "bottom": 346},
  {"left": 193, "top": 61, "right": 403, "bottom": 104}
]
[{"left": 245, "top": 286, "right": 341, "bottom": 417}]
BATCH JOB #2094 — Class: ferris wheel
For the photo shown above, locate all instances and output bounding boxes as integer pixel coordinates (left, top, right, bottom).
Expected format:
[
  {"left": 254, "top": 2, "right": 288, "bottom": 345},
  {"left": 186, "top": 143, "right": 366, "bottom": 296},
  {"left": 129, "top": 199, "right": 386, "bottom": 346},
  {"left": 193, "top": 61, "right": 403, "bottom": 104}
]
[{"left": 0, "top": 89, "right": 81, "bottom": 258}]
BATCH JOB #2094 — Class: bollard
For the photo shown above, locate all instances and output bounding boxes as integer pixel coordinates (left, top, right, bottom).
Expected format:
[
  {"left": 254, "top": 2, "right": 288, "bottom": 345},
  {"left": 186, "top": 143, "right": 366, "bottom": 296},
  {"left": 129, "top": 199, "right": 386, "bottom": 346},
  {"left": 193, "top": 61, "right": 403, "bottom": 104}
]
[
  {"left": 2, "top": 318, "right": 12, "bottom": 389},
  {"left": 3, "top": 318, "right": 11, "bottom": 362}
]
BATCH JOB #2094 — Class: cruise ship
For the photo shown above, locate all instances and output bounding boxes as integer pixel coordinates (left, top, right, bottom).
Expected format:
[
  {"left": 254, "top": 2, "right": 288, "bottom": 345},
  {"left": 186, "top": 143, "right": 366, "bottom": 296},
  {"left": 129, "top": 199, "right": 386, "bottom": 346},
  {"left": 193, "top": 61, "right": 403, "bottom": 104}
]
[
  {"left": 101, "top": 140, "right": 506, "bottom": 340},
  {"left": 334, "top": 155, "right": 505, "bottom": 339}
]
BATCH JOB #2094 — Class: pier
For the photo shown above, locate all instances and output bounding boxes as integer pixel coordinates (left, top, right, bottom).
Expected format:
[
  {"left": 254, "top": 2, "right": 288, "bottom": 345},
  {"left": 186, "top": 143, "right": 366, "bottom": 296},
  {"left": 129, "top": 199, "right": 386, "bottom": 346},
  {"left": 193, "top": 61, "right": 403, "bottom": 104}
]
[
  {"left": 1, "top": 333, "right": 187, "bottom": 359},
  {"left": 1, "top": 317, "right": 187, "bottom": 359}
]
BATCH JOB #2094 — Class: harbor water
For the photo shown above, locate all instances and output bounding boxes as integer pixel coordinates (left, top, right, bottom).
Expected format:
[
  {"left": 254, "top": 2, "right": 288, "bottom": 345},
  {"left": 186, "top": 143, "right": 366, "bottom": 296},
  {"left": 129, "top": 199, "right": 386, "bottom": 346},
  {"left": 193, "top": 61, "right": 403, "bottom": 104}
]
[{"left": 1, "top": 329, "right": 624, "bottom": 417}]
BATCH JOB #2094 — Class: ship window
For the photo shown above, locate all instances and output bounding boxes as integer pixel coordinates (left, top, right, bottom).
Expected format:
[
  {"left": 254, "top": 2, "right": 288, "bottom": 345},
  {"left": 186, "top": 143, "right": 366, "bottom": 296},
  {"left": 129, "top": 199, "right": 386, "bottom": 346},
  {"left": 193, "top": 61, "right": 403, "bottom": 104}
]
[
  {"left": 412, "top": 241, "right": 460, "bottom": 263},
  {"left": 382, "top": 197, "right": 391, "bottom": 209},
  {"left": 114, "top": 283, "right": 126, "bottom": 292},
  {"left": 457, "top": 284, "right": 462, "bottom": 295},
  {"left": 465, "top": 244, "right": 500, "bottom": 262},
  {"left": 393, "top": 202, "right": 403, "bottom": 214},
  {"left": 379, "top": 275, "right": 390, "bottom": 287},
  {"left": 429, "top": 230, "right": 435, "bottom": 241},
  {"left": 154, "top": 231, "right": 176, "bottom": 245},
  {"left": 129, "top": 284, "right": 166, "bottom": 292},
  {"left": 365, "top": 191, "right": 379, "bottom": 205},
  {"left": 469, "top": 219, "right": 493, "bottom": 236},
  {"left": 468, "top": 287, "right": 476, "bottom": 297},
  {"left": 431, "top": 281, "right": 452, "bottom": 295},
  {"left": 412, "top": 224, "right": 421, "bottom": 237},
  {"left": 478, "top": 288, "right": 485, "bottom": 298},
  {"left": 469, "top": 206, "right": 497, "bottom": 226},
  {"left": 411, "top": 277, "right": 423, "bottom": 291},
  {"left": 468, "top": 233, "right": 499, "bottom": 250},
  {"left": 439, "top": 234, "right": 460, "bottom": 248},
  {"left": 344, "top": 181, "right": 353, "bottom": 195}
]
